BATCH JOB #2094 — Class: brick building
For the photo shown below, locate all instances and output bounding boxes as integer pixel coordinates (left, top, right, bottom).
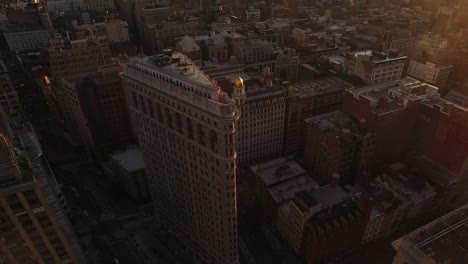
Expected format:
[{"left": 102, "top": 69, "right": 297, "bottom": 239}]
[
  {"left": 303, "top": 111, "right": 375, "bottom": 185},
  {"left": 343, "top": 78, "right": 439, "bottom": 170},
  {"left": 284, "top": 77, "right": 352, "bottom": 155},
  {"left": 61, "top": 63, "right": 133, "bottom": 158}
]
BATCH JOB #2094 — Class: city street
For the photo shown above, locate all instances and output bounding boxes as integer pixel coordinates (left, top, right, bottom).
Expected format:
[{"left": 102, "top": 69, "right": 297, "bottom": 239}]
[{"left": 37, "top": 132, "right": 173, "bottom": 264}]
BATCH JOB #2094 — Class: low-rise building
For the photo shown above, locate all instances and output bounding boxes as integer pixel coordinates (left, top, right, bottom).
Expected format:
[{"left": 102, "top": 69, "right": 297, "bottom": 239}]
[
  {"left": 277, "top": 184, "right": 371, "bottom": 263},
  {"left": 204, "top": 34, "right": 229, "bottom": 62},
  {"left": 145, "top": 20, "right": 198, "bottom": 53},
  {"left": 4, "top": 28, "right": 50, "bottom": 52},
  {"left": 246, "top": 6, "right": 261, "bottom": 22},
  {"left": 46, "top": 0, "right": 82, "bottom": 12},
  {"left": 407, "top": 60, "right": 452, "bottom": 90},
  {"left": 392, "top": 204, "right": 468, "bottom": 264},
  {"left": 232, "top": 39, "right": 275, "bottom": 64},
  {"left": 379, "top": 34, "right": 414, "bottom": 54},
  {"left": 344, "top": 50, "right": 407, "bottom": 84},
  {"left": 361, "top": 162, "right": 437, "bottom": 245},
  {"left": 284, "top": 77, "right": 353, "bottom": 155},
  {"left": 48, "top": 36, "right": 112, "bottom": 79},
  {"left": 275, "top": 49, "right": 299, "bottom": 83},
  {"left": 446, "top": 88, "right": 468, "bottom": 108},
  {"left": 81, "top": 0, "right": 114, "bottom": 11},
  {"left": 3, "top": 4, "right": 52, "bottom": 52},
  {"left": 248, "top": 157, "right": 319, "bottom": 208},
  {"left": 303, "top": 111, "right": 375, "bottom": 185},
  {"left": 70, "top": 20, "right": 130, "bottom": 44},
  {"left": 105, "top": 20, "right": 130, "bottom": 44},
  {"left": 176, "top": 36, "right": 201, "bottom": 61},
  {"left": 342, "top": 77, "right": 440, "bottom": 170},
  {"left": 103, "top": 146, "right": 147, "bottom": 201},
  {"left": 61, "top": 63, "right": 133, "bottom": 158}
]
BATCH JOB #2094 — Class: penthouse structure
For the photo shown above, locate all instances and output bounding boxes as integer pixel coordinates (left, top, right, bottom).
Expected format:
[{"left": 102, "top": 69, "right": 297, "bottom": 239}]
[
  {"left": 122, "top": 53, "right": 239, "bottom": 264},
  {"left": 284, "top": 77, "right": 352, "bottom": 155},
  {"left": 392, "top": 204, "right": 468, "bottom": 264},
  {"left": 0, "top": 122, "right": 83, "bottom": 263},
  {"left": 344, "top": 50, "right": 407, "bottom": 84}
]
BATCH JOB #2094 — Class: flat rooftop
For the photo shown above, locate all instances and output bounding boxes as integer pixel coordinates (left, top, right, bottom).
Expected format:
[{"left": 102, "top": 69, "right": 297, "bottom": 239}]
[
  {"left": 110, "top": 146, "right": 145, "bottom": 173},
  {"left": 383, "top": 166, "right": 436, "bottom": 204},
  {"left": 291, "top": 184, "right": 350, "bottom": 214},
  {"left": 311, "top": 184, "right": 349, "bottom": 208},
  {"left": 269, "top": 175, "right": 318, "bottom": 204},
  {"left": 142, "top": 53, "right": 215, "bottom": 87},
  {"left": 351, "top": 50, "right": 407, "bottom": 63},
  {"left": 304, "top": 111, "right": 355, "bottom": 138},
  {"left": 349, "top": 77, "right": 439, "bottom": 115},
  {"left": 393, "top": 204, "right": 468, "bottom": 264},
  {"left": 63, "top": 63, "right": 122, "bottom": 85},
  {"left": 288, "top": 76, "right": 352, "bottom": 100},
  {"left": 251, "top": 157, "right": 318, "bottom": 204},
  {"left": 251, "top": 157, "right": 307, "bottom": 187}
]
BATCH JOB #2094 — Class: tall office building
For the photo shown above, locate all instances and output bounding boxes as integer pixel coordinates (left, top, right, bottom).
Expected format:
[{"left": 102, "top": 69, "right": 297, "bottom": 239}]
[
  {"left": 0, "top": 60, "right": 21, "bottom": 119},
  {"left": 48, "top": 36, "right": 112, "bottom": 79},
  {"left": 303, "top": 111, "right": 375, "bottom": 185},
  {"left": 62, "top": 63, "right": 134, "bottom": 158},
  {"left": 284, "top": 77, "right": 352, "bottom": 155},
  {"left": 47, "top": 36, "right": 112, "bottom": 142},
  {"left": 230, "top": 70, "right": 287, "bottom": 164},
  {"left": 122, "top": 52, "right": 239, "bottom": 264},
  {"left": 0, "top": 117, "right": 84, "bottom": 263}
]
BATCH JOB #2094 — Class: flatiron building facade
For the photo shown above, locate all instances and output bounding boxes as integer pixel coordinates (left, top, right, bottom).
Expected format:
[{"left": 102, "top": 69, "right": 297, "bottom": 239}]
[{"left": 122, "top": 53, "right": 239, "bottom": 264}]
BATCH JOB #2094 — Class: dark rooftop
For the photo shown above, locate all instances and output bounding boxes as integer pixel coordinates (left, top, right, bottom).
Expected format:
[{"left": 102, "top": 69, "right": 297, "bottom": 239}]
[{"left": 393, "top": 204, "right": 468, "bottom": 264}]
